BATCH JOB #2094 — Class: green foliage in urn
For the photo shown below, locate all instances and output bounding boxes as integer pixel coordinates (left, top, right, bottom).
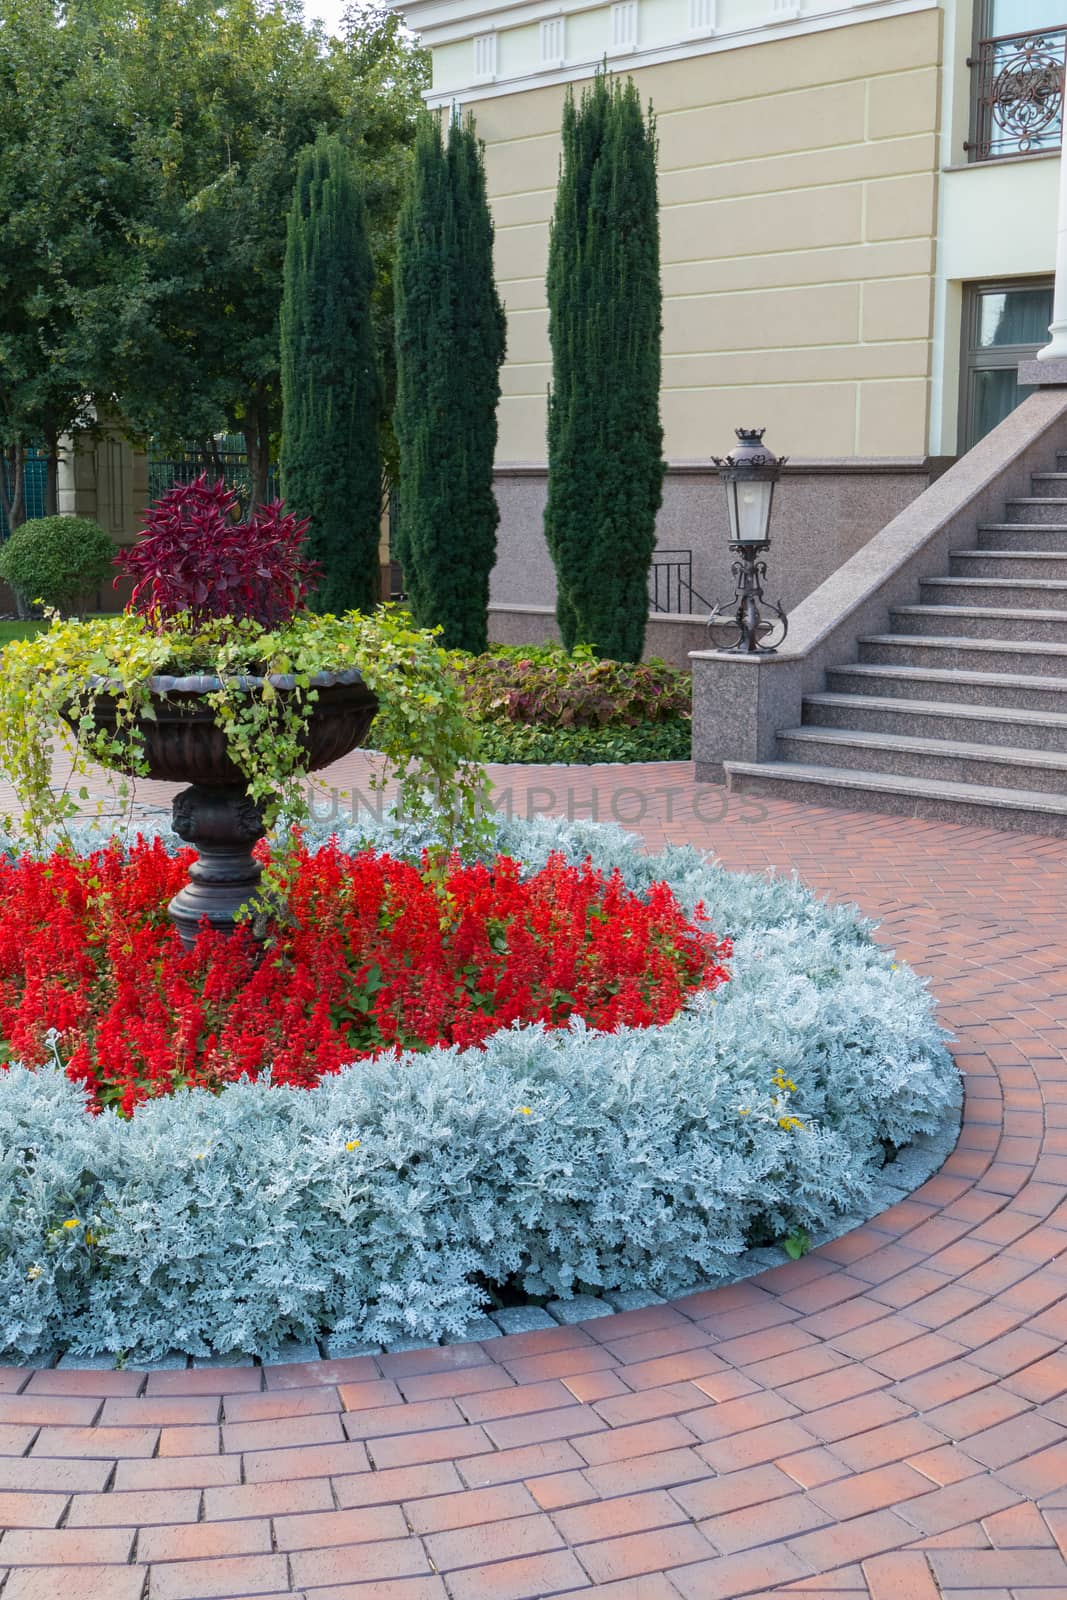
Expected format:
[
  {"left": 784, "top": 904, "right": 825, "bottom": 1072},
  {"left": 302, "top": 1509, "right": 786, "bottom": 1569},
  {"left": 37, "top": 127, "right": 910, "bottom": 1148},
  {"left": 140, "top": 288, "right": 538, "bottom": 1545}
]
[
  {"left": 281, "top": 135, "right": 382, "bottom": 614},
  {"left": 0, "top": 481, "right": 490, "bottom": 855},
  {"left": 0, "top": 608, "right": 491, "bottom": 854},
  {"left": 544, "top": 73, "right": 665, "bottom": 662},
  {"left": 0, "top": 516, "right": 114, "bottom": 615},
  {"left": 393, "top": 113, "right": 506, "bottom": 653}
]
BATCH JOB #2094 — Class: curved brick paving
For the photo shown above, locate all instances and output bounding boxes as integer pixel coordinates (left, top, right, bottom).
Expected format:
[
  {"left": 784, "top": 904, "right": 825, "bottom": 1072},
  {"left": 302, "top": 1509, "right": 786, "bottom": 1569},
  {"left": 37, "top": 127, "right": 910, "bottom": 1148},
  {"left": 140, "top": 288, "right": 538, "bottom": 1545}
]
[{"left": 3, "top": 760, "right": 1067, "bottom": 1600}]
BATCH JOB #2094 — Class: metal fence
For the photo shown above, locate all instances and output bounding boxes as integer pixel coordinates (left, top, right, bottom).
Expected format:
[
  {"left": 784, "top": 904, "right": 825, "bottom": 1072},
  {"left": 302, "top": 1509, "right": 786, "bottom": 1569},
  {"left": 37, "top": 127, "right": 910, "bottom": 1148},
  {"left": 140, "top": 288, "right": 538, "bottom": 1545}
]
[
  {"left": 0, "top": 448, "right": 49, "bottom": 542},
  {"left": 148, "top": 436, "right": 277, "bottom": 516},
  {"left": 649, "top": 548, "right": 712, "bottom": 615}
]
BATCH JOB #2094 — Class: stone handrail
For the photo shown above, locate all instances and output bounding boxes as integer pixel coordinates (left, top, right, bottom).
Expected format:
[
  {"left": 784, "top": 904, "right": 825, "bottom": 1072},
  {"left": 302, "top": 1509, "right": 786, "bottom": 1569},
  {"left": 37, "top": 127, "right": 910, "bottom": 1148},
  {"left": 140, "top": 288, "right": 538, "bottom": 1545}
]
[{"left": 690, "top": 387, "right": 1067, "bottom": 779}]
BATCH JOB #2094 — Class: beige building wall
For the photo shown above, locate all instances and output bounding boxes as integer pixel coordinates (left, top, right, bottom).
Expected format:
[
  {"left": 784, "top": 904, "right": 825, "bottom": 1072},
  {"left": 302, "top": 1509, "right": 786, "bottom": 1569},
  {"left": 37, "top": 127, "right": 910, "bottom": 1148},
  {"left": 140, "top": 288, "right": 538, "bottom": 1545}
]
[{"left": 466, "top": 8, "right": 943, "bottom": 465}]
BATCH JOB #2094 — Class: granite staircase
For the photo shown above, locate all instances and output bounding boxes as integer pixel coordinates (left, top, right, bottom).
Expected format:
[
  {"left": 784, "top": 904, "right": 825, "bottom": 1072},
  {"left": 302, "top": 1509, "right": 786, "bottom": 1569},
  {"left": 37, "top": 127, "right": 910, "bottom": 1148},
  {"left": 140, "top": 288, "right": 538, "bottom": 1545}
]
[{"left": 725, "top": 448, "right": 1067, "bottom": 835}]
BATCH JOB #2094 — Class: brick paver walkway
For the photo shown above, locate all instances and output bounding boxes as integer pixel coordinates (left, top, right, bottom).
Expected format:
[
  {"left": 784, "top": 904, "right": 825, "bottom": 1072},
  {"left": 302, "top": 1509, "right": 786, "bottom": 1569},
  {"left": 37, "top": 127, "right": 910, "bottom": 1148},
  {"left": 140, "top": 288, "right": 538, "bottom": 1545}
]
[{"left": 3, "top": 757, "right": 1067, "bottom": 1599}]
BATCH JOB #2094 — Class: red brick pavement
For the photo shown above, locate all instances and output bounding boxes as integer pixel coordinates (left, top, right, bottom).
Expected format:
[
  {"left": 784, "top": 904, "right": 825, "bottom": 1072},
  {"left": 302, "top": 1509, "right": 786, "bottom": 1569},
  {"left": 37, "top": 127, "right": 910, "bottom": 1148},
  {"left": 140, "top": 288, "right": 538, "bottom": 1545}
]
[{"left": 3, "top": 755, "right": 1067, "bottom": 1598}]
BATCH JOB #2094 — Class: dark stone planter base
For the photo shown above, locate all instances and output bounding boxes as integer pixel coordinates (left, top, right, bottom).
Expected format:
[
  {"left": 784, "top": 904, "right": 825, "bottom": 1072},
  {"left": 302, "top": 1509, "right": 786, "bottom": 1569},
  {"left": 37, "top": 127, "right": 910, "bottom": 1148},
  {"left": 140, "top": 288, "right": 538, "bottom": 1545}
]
[
  {"left": 169, "top": 784, "right": 268, "bottom": 950},
  {"left": 77, "top": 667, "right": 378, "bottom": 948}
]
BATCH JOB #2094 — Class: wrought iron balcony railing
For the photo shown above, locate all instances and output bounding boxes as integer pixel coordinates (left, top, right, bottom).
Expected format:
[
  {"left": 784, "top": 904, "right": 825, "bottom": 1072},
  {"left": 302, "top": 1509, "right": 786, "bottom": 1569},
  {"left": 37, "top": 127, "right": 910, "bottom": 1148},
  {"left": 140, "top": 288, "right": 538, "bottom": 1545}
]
[{"left": 968, "top": 25, "right": 1067, "bottom": 161}]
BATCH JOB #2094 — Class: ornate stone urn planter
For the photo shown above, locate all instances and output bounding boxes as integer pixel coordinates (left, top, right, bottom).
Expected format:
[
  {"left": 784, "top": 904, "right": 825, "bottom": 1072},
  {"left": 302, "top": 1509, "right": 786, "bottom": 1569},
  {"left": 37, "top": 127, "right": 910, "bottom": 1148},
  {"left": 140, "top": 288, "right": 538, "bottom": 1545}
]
[{"left": 82, "top": 668, "right": 378, "bottom": 948}]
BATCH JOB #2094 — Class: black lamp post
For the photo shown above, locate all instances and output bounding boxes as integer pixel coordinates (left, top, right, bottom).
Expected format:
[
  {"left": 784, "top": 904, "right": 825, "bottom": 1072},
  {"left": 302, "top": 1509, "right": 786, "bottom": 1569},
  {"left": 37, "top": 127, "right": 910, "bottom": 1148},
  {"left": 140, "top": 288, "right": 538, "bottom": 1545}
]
[{"left": 709, "top": 427, "right": 788, "bottom": 654}]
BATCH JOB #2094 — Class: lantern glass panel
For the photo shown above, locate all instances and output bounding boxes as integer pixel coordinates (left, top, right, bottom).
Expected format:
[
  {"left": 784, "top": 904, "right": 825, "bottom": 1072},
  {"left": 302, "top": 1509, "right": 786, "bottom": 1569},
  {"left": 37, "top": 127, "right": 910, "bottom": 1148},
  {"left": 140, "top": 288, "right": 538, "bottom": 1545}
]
[{"left": 732, "top": 478, "right": 773, "bottom": 544}]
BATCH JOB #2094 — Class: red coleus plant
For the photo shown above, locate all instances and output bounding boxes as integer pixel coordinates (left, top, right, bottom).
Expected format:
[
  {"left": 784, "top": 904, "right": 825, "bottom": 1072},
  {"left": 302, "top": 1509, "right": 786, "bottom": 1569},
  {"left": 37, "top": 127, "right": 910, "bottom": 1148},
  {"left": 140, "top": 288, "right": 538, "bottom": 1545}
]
[
  {"left": 0, "top": 840, "right": 730, "bottom": 1116},
  {"left": 117, "top": 474, "right": 320, "bottom": 628}
]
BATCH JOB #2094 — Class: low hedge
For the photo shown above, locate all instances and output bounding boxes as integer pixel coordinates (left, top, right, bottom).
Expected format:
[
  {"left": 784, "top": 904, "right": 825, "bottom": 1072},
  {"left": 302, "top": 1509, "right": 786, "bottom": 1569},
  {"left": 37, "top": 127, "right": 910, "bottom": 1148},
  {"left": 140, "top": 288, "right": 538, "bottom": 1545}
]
[{"left": 0, "top": 815, "right": 960, "bottom": 1361}]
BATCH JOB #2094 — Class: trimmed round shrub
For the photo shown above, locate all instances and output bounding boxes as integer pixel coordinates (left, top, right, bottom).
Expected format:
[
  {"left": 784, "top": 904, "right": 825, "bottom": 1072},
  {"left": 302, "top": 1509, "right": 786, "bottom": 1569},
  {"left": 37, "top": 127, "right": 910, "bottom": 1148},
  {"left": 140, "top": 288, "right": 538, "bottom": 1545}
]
[
  {"left": 0, "top": 815, "right": 961, "bottom": 1362},
  {"left": 0, "top": 515, "right": 114, "bottom": 614}
]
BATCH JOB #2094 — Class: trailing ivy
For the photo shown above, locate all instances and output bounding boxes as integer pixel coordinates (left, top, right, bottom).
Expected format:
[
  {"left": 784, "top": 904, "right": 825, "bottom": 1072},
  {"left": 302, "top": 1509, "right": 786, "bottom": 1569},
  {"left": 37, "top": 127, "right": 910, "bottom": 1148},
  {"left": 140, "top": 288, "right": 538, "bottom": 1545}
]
[{"left": 0, "top": 609, "right": 492, "bottom": 855}]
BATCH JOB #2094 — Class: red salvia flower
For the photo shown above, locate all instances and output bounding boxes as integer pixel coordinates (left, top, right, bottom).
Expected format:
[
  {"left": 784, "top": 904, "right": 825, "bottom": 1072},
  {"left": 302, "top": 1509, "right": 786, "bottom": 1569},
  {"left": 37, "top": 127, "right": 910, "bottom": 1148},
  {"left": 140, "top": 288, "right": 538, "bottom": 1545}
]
[{"left": 0, "top": 840, "right": 731, "bottom": 1113}]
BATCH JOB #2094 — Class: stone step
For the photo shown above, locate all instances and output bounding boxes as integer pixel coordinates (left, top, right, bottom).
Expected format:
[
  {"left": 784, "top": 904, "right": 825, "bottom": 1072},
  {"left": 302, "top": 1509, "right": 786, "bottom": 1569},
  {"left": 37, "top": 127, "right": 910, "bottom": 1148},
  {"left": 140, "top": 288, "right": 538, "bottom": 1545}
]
[
  {"left": 1030, "top": 472, "right": 1067, "bottom": 497},
  {"left": 803, "top": 691, "right": 1067, "bottom": 752},
  {"left": 977, "top": 523, "right": 1067, "bottom": 550},
  {"left": 859, "top": 633, "right": 1067, "bottom": 677},
  {"left": 723, "top": 760, "right": 1067, "bottom": 837},
  {"left": 776, "top": 725, "right": 1067, "bottom": 794},
  {"left": 920, "top": 575, "right": 1067, "bottom": 608},
  {"left": 1005, "top": 498, "right": 1067, "bottom": 525},
  {"left": 825, "top": 661, "right": 1067, "bottom": 711},
  {"left": 950, "top": 549, "right": 1067, "bottom": 580},
  {"left": 891, "top": 603, "right": 1067, "bottom": 642}
]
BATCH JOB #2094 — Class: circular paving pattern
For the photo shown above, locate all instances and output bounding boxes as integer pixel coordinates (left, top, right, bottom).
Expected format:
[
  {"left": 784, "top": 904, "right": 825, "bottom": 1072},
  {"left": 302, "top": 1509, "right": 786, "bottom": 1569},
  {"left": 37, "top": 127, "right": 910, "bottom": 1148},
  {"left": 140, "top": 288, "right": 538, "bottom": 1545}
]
[{"left": 2, "top": 759, "right": 1067, "bottom": 1600}]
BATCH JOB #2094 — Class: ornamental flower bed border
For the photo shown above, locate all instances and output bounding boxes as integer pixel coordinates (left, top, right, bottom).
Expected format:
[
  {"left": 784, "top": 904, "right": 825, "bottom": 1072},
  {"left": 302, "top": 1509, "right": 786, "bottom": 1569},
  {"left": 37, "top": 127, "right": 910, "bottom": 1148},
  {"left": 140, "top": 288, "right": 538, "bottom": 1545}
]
[{"left": 0, "top": 815, "right": 962, "bottom": 1365}]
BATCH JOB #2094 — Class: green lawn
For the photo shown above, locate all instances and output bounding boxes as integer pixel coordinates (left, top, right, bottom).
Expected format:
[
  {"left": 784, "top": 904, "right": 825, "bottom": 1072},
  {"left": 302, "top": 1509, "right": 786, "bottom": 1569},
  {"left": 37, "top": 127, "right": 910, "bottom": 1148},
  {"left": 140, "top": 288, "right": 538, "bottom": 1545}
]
[
  {"left": 0, "top": 619, "right": 46, "bottom": 646},
  {"left": 0, "top": 616, "right": 112, "bottom": 647}
]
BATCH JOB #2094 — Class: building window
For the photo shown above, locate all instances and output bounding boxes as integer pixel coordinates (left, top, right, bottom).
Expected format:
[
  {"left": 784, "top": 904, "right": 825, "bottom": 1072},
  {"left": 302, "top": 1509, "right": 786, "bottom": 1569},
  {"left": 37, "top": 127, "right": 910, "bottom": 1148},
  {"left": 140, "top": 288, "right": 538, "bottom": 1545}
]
[
  {"left": 540, "top": 17, "right": 564, "bottom": 66},
  {"left": 473, "top": 32, "right": 497, "bottom": 81},
  {"left": 967, "top": 2, "right": 1066, "bottom": 160},
  {"left": 610, "top": 1, "right": 638, "bottom": 52},
  {"left": 689, "top": 0, "right": 717, "bottom": 30},
  {"left": 960, "top": 278, "right": 1053, "bottom": 448}
]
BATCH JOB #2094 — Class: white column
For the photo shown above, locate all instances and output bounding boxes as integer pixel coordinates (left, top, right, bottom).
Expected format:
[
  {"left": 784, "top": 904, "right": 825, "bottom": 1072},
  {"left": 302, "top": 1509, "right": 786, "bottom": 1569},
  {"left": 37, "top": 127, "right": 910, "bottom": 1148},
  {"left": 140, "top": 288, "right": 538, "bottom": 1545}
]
[{"left": 1038, "top": 98, "right": 1067, "bottom": 360}]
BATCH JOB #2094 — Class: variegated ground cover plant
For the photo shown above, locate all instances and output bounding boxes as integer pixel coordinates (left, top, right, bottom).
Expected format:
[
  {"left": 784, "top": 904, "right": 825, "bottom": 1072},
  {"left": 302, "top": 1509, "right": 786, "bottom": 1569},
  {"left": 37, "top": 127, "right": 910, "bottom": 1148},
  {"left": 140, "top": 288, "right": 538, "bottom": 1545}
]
[{"left": 448, "top": 642, "right": 693, "bottom": 763}]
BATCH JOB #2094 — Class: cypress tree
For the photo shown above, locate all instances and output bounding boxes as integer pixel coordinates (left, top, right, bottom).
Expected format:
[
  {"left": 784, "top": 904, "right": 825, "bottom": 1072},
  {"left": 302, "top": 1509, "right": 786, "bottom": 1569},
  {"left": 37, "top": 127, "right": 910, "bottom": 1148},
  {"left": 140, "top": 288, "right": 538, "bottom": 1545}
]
[
  {"left": 280, "top": 134, "right": 381, "bottom": 615},
  {"left": 394, "top": 112, "right": 506, "bottom": 654},
  {"left": 545, "top": 74, "right": 664, "bottom": 661}
]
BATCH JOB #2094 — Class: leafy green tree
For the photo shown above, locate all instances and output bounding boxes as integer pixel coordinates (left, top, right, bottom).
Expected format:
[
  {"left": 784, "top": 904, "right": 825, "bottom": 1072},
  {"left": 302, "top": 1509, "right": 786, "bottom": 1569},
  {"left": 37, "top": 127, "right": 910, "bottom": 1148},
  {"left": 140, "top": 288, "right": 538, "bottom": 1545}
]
[
  {"left": 281, "top": 135, "right": 381, "bottom": 614},
  {"left": 394, "top": 114, "right": 506, "bottom": 653},
  {"left": 103, "top": 0, "right": 427, "bottom": 505},
  {"left": 0, "top": 0, "right": 426, "bottom": 522},
  {"left": 544, "top": 73, "right": 664, "bottom": 661},
  {"left": 340, "top": 2, "right": 430, "bottom": 498},
  {"left": 101, "top": 0, "right": 343, "bottom": 506},
  {"left": 0, "top": 0, "right": 131, "bottom": 525}
]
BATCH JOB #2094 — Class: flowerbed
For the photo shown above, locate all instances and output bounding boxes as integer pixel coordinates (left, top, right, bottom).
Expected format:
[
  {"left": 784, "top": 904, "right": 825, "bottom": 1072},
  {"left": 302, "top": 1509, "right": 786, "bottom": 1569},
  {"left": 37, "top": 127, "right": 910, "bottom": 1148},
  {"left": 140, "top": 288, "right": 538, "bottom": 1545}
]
[
  {"left": 0, "top": 839, "right": 727, "bottom": 1114},
  {"left": 474, "top": 718, "right": 691, "bottom": 764},
  {"left": 450, "top": 643, "right": 692, "bottom": 763},
  {"left": 0, "top": 816, "right": 960, "bottom": 1362}
]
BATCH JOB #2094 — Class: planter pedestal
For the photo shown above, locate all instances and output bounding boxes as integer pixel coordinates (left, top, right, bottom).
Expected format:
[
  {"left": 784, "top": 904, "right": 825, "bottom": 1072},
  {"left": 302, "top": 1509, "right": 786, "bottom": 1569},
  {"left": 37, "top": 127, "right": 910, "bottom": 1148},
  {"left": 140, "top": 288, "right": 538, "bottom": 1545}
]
[{"left": 169, "top": 784, "right": 268, "bottom": 949}]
